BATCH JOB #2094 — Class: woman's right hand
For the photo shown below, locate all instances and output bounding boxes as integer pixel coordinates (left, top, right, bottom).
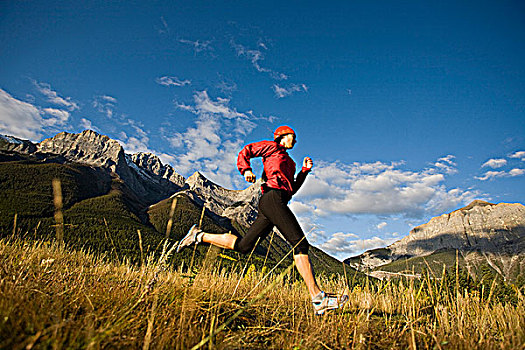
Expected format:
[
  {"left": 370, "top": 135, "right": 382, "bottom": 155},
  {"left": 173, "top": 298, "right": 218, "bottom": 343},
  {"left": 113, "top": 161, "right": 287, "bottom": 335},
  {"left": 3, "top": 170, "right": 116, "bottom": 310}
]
[{"left": 244, "top": 170, "right": 256, "bottom": 183}]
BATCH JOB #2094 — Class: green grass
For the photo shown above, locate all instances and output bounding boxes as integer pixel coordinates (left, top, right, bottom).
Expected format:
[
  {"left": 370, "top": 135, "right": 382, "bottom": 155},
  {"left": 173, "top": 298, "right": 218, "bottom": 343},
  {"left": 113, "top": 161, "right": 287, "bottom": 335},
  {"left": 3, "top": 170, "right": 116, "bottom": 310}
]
[
  {"left": 375, "top": 249, "right": 463, "bottom": 275},
  {"left": 0, "top": 160, "right": 110, "bottom": 227}
]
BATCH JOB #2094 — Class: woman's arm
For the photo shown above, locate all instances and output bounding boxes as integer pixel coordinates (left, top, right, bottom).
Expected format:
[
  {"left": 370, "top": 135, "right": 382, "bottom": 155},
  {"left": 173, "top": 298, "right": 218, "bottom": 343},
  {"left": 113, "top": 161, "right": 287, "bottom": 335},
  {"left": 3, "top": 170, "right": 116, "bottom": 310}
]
[
  {"left": 237, "top": 141, "right": 277, "bottom": 183},
  {"left": 292, "top": 157, "right": 313, "bottom": 194}
]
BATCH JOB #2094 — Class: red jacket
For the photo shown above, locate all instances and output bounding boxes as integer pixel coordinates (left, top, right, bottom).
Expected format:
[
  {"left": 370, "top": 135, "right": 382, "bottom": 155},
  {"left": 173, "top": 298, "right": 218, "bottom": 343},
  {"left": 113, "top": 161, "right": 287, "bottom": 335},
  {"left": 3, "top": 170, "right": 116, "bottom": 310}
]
[{"left": 237, "top": 140, "right": 310, "bottom": 196}]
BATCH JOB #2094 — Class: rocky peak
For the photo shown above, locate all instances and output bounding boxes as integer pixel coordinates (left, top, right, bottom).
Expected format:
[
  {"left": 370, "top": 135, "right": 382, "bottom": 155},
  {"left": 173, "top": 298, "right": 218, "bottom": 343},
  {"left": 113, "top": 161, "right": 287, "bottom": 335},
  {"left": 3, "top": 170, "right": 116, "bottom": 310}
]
[
  {"left": 182, "top": 172, "right": 262, "bottom": 227},
  {"left": 184, "top": 171, "right": 243, "bottom": 206},
  {"left": 130, "top": 152, "right": 185, "bottom": 187},
  {"left": 130, "top": 152, "right": 161, "bottom": 172},
  {"left": 27, "top": 130, "right": 186, "bottom": 202},
  {"left": 185, "top": 171, "right": 209, "bottom": 189},
  {"left": 0, "top": 135, "right": 37, "bottom": 153},
  {"left": 37, "top": 130, "right": 125, "bottom": 172},
  {"left": 346, "top": 200, "right": 525, "bottom": 272},
  {"left": 1, "top": 129, "right": 261, "bottom": 224},
  {"left": 455, "top": 200, "right": 495, "bottom": 212},
  {"left": 389, "top": 200, "right": 525, "bottom": 257},
  {"left": 184, "top": 171, "right": 261, "bottom": 205}
]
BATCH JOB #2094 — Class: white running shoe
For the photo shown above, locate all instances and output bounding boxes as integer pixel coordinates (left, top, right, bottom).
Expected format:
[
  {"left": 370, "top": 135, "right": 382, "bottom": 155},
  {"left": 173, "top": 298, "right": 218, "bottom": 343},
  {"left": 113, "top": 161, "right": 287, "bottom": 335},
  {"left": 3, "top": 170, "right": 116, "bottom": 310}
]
[
  {"left": 176, "top": 224, "right": 202, "bottom": 253},
  {"left": 312, "top": 291, "right": 349, "bottom": 315}
]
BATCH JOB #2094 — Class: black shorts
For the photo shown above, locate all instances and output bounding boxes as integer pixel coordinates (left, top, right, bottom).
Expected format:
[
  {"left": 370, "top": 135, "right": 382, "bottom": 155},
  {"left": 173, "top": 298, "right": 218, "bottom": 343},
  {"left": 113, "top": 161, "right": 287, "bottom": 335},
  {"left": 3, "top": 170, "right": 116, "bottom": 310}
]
[{"left": 234, "top": 188, "right": 309, "bottom": 255}]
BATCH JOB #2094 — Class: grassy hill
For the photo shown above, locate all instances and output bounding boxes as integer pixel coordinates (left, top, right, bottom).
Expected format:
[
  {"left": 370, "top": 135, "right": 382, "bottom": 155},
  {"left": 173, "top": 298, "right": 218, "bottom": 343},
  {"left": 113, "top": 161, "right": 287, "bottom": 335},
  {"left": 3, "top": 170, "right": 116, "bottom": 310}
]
[
  {"left": 0, "top": 154, "right": 164, "bottom": 262},
  {"left": 373, "top": 249, "right": 466, "bottom": 275},
  {"left": 0, "top": 156, "right": 110, "bottom": 228}
]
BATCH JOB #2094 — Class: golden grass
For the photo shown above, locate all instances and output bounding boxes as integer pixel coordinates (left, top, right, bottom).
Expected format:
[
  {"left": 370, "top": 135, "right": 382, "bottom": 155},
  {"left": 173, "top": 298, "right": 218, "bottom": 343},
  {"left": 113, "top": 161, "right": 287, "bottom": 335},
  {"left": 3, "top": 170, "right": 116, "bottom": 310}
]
[{"left": 0, "top": 238, "right": 524, "bottom": 350}]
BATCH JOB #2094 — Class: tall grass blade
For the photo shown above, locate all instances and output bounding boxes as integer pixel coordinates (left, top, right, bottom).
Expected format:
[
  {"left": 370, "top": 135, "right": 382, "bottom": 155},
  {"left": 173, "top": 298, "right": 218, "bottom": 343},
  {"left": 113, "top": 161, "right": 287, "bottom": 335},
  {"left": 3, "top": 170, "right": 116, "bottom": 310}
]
[{"left": 52, "top": 178, "right": 64, "bottom": 244}]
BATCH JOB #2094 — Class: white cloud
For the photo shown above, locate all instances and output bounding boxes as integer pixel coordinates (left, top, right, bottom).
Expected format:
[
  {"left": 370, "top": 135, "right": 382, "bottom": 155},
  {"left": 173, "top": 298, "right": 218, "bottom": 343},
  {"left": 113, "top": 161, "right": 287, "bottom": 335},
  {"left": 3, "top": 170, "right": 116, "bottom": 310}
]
[
  {"left": 101, "top": 95, "right": 117, "bottom": 103},
  {"left": 0, "top": 88, "right": 44, "bottom": 141},
  {"left": 115, "top": 119, "right": 154, "bottom": 154},
  {"left": 474, "top": 151, "right": 525, "bottom": 180},
  {"left": 158, "top": 16, "right": 170, "bottom": 35},
  {"left": 376, "top": 222, "right": 388, "bottom": 230},
  {"left": 475, "top": 171, "right": 504, "bottom": 181},
  {"left": 438, "top": 155, "right": 455, "bottom": 164},
  {"left": 33, "top": 81, "right": 79, "bottom": 111},
  {"left": 231, "top": 41, "right": 288, "bottom": 80},
  {"left": 482, "top": 158, "right": 507, "bottom": 169},
  {"left": 79, "top": 118, "right": 100, "bottom": 132},
  {"left": 174, "top": 102, "right": 195, "bottom": 113},
  {"left": 476, "top": 168, "right": 525, "bottom": 181},
  {"left": 509, "top": 168, "right": 525, "bottom": 177},
  {"left": 93, "top": 95, "right": 117, "bottom": 118},
  {"left": 216, "top": 80, "right": 238, "bottom": 94},
  {"left": 167, "top": 91, "right": 262, "bottom": 187},
  {"left": 118, "top": 136, "right": 152, "bottom": 154},
  {"left": 193, "top": 91, "right": 247, "bottom": 121},
  {"left": 42, "top": 108, "right": 70, "bottom": 126},
  {"left": 179, "top": 38, "right": 213, "bottom": 54},
  {"left": 156, "top": 76, "right": 191, "bottom": 87},
  {"left": 294, "top": 156, "right": 478, "bottom": 219},
  {"left": 509, "top": 151, "right": 525, "bottom": 161},
  {"left": 289, "top": 201, "right": 316, "bottom": 215},
  {"left": 318, "top": 233, "right": 395, "bottom": 258},
  {"left": 433, "top": 155, "right": 457, "bottom": 174},
  {"left": 115, "top": 125, "right": 152, "bottom": 154},
  {"left": 424, "top": 187, "right": 480, "bottom": 215},
  {"left": 230, "top": 39, "right": 307, "bottom": 98},
  {"left": 272, "top": 84, "right": 308, "bottom": 98}
]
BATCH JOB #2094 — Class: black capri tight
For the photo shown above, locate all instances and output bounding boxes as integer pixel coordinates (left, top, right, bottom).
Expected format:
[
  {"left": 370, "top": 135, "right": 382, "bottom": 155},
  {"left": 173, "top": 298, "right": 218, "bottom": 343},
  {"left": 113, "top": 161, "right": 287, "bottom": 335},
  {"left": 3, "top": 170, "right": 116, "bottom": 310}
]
[{"left": 234, "top": 188, "right": 310, "bottom": 255}]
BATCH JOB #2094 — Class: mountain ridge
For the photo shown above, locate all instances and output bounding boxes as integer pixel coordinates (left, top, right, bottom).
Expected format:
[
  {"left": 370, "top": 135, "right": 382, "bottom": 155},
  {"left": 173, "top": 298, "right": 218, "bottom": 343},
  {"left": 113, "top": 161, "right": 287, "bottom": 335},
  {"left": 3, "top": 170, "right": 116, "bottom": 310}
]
[
  {"left": 4, "top": 130, "right": 184, "bottom": 204},
  {"left": 0, "top": 130, "right": 350, "bottom": 276},
  {"left": 345, "top": 200, "right": 525, "bottom": 281}
]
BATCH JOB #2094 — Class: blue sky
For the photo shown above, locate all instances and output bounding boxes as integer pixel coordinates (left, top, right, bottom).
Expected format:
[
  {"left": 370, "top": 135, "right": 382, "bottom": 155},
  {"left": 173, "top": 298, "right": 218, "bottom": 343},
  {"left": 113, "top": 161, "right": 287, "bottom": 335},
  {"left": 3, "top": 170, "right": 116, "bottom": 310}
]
[{"left": 1, "top": 0, "right": 524, "bottom": 260}]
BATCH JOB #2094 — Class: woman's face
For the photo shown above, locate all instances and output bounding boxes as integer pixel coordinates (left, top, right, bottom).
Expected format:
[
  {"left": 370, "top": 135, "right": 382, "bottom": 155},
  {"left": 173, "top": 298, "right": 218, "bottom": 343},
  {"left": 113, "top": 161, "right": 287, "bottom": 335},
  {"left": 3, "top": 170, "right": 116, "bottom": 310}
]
[{"left": 280, "top": 133, "right": 296, "bottom": 149}]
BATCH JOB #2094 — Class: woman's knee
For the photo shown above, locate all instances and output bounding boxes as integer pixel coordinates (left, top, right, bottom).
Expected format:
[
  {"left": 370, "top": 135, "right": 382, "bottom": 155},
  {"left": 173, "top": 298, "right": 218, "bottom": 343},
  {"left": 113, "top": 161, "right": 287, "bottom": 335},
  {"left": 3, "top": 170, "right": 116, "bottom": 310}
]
[
  {"left": 293, "top": 240, "right": 309, "bottom": 255},
  {"left": 234, "top": 238, "right": 255, "bottom": 254}
]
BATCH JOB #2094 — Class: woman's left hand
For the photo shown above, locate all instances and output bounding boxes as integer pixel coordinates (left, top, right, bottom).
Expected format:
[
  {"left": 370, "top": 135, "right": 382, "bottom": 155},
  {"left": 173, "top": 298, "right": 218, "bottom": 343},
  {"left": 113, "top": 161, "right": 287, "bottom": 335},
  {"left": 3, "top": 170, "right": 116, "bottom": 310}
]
[{"left": 303, "top": 157, "right": 313, "bottom": 170}]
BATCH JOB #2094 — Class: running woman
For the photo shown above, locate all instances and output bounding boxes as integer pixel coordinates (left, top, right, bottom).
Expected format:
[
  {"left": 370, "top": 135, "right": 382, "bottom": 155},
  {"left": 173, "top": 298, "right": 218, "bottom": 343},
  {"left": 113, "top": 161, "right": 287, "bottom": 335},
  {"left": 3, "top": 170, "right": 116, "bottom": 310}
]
[{"left": 177, "top": 126, "right": 348, "bottom": 315}]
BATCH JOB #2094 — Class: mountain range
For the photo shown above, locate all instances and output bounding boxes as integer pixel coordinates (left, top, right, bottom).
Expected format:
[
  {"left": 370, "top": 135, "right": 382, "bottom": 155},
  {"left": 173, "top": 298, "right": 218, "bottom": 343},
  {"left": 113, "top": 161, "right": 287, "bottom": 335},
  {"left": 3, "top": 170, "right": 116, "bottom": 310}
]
[
  {"left": 1, "top": 130, "right": 524, "bottom": 284},
  {"left": 0, "top": 130, "right": 348, "bottom": 276}
]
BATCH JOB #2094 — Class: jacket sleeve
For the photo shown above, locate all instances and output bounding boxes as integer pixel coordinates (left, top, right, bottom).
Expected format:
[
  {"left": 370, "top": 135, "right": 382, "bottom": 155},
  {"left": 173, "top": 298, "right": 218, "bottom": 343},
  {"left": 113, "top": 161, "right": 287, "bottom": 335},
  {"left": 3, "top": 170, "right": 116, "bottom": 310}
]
[
  {"left": 292, "top": 167, "right": 311, "bottom": 195},
  {"left": 237, "top": 141, "right": 277, "bottom": 175}
]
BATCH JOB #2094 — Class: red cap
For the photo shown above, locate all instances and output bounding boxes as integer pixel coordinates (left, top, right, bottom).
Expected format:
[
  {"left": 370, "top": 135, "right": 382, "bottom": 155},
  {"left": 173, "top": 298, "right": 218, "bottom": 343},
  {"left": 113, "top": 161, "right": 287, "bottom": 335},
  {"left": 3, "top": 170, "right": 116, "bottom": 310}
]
[{"left": 273, "top": 125, "right": 296, "bottom": 140}]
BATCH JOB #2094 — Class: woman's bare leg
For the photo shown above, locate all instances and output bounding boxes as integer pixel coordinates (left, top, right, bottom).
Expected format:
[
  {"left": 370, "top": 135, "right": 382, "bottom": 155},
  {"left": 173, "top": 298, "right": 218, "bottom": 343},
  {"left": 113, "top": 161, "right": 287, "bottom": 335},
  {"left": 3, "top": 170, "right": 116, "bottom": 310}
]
[
  {"left": 294, "top": 254, "right": 322, "bottom": 297},
  {"left": 201, "top": 232, "right": 238, "bottom": 250}
]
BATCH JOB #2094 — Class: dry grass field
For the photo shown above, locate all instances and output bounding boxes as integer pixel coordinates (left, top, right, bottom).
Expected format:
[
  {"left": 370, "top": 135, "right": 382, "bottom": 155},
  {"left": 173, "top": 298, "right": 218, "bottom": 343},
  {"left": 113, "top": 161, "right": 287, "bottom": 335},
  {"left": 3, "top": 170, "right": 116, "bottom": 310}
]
[{"left": 1, "top": 236, "right": 524, "bottom": 350}]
